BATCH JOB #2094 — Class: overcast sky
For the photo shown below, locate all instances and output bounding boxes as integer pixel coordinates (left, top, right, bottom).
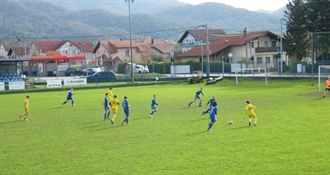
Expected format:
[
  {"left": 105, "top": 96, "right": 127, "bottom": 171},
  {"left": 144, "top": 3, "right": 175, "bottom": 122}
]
[{"left": 178, "top": 0, "right": 288, "bottom": 11}]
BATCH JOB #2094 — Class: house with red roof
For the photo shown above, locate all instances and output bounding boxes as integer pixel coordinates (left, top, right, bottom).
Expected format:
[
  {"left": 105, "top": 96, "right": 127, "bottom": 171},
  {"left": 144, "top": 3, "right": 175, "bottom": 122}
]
[
  {"left": 177, "top": 29, "right": 226, "bottom": 53},
  {"left": 179, "top": 31, "right": 286, "bottom": 69},
  {"left": 93, "top": 39, "right": 173, "bottom": 69},
  {"left": 30, "top": 40, "right": 94, "bottom": 62}
]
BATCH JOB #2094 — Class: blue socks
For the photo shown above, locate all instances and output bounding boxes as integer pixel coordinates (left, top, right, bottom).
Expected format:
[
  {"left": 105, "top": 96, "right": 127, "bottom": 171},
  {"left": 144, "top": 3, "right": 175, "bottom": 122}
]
[
  {"left": 208, "top": 123, "right": 213, "bottom": 130},
  {"left": 124, "top": 117, "right": 129, "bottom": 123}
]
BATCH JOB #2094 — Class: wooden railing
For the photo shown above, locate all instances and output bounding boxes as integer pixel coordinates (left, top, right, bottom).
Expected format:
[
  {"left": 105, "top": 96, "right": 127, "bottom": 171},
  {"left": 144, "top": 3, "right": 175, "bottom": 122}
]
[{"left": 255, "top": 47, "right": 277, "bottom": 53}]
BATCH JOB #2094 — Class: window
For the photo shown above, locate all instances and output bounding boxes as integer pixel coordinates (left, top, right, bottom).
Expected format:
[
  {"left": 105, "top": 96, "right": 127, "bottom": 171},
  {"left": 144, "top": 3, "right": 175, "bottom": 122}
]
[
  {"left": 250, "top": 41, "right": 254, "bottom": 48},
  {"left": 257, "top": 57, "right": 262, "bottom": 64},
  {"left": 257, "top": 41, "right": 260, "bottom": 48},
  {"left": 271, "top": 41, "right": 276, "bottom": 47},
  {"left": 264, "top": 41, "right": 268, "bottom": 48},
  {"left": 125, "top": 50, "right": 129, "bottom": 57},
  {"left": 266, "top": 57, "right": 270, "bottom": 63}
]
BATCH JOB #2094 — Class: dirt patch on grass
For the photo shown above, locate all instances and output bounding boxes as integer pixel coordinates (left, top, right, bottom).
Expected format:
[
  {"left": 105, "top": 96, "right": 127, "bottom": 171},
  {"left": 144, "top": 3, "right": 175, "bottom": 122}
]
[{"left": 302, "top": 92, "right": 325, "bottom": 97}]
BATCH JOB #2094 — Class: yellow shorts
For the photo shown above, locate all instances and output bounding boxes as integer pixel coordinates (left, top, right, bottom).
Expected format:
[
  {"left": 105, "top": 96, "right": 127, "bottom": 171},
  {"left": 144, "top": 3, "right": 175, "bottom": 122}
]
[
  {"left": 112, "top": 107, "right": 118, "bottom": 113},
  {"left": 25, "top": 108, "right": 29, "bottom": 113},
  {"left": 248, "top": 114, "right": 256, "bottom": 118}
]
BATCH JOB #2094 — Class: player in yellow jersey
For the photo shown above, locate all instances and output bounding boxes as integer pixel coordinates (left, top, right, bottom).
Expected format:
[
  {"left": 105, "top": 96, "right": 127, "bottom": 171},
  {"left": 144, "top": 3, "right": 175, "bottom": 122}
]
[
  {"left": 19, "top": 95, "right": 30, "bottom": 121},
  {"left": 107, "top": 87, "right": 113, "bottom": 104},
  {"left": 110, "top": 95, "right": 119, "bottom": 124},
  {"left": 323, "top": 77, "right": 330, "bottom": 98},
  {"left": 246, "top": 100, "right": 257, "bottom": 126}
]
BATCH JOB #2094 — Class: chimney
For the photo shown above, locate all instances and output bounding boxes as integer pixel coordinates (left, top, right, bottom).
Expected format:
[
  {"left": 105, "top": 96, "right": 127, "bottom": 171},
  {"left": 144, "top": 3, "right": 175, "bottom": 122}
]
[{"left": 151, "top": 38, "right": 154, "bottom": 44}]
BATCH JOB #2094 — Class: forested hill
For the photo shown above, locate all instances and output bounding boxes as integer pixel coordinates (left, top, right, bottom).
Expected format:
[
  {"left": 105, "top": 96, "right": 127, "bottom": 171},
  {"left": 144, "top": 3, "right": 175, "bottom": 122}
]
[{"left": 0, "top": 0, "right": 285, "bottom": 41}]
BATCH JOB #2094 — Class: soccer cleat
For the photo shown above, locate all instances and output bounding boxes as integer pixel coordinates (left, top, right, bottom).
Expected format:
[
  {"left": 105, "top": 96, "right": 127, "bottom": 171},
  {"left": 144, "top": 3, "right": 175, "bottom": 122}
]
[
  {"left": 121, "top": 121, "right": 124, "bottom": 126},
  {"left": 249, "top": 122, "right": 251, "bottom": 126},
  {"left": 323, "top": 96, "right": 325, "bottom": 98},
  {"left": 24, "top": 118, "right": 28, "bottom": 121},
  {"left": 207, "top": 129, "right": 211, "bottom": 132},
  {"left": 19, "top": 116, "right": 22, "bottom": 120},
  {"left": 254, "top": 123, "right": 257, "bottom": 126},
  {"left": 150, "top": 115, "right": 153, "bottom": 118},
  {"left": 202, "top": 112, "right": 205, "bottom": 115},
  {"left": 111, "top": 120, "right": 114, "bottom": 124},
  {"left": 199, "top": 105, "right": 202, "bottom": 107},
  {"left": 188, "top": 103, "right": 191, "bottom": 107}
]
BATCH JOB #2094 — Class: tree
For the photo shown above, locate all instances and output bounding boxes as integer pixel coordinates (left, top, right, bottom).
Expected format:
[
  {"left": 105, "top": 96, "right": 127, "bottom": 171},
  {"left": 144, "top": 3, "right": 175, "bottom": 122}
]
[
  {"left": 306, "top": 0, "right": 330, "bottom": 61},
  {"left": 283, "top": 0, "right": 310, "bottom": 61},
  {"left": 150, "top": 55, "right": 164, "bottom": 63}
]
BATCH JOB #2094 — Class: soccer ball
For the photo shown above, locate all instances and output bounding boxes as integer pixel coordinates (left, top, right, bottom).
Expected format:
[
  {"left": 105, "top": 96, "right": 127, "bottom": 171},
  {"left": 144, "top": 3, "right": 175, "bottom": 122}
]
[
  {"left": 228, "top": 120, "right": 233, "bottom": 125},
  {"left": 155, "top": 77, "right": 159, "bottom": 81}
]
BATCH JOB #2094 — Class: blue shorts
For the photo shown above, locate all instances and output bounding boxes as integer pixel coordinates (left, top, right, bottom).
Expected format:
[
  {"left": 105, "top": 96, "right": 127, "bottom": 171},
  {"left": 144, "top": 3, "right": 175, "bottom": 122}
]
[
  {"left": 104, "top": 106, "right": 109, "bottom": 111},
  {"left": 210, "top": 116, "right": 217, "bottom": 123},
  {"left": 195, "top": 95, "right": 200, "bottom": 100},
  {"left": 67, "top": 97, "right": 73, "bottom": 101},
  {"left": 151, "top": 106, "right": 156, "bottom": 110}
]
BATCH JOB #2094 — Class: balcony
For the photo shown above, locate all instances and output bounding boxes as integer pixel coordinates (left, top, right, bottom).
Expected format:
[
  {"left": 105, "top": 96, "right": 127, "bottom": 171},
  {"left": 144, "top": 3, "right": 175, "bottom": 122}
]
[{"left": 255, "top": 47, "right": 277, "bottom": 53}]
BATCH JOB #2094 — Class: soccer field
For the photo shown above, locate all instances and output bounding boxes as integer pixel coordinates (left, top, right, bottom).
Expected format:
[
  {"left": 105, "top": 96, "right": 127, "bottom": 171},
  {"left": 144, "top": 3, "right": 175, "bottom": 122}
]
[{"left": 0, "top": 79, "right": 329, "bottom": 175}]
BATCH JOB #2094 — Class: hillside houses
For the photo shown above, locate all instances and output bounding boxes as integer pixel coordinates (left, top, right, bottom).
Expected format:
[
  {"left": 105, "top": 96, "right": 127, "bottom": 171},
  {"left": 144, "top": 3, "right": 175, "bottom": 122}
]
[
  {"left": 0, "top": 29, "right": 286, "bottom": 74},
  {"left": 178, "top": 30, "right": 286, "bottom": 69},
  {"left": 92, "top": 39, "right": 173, "bottom": 68}
]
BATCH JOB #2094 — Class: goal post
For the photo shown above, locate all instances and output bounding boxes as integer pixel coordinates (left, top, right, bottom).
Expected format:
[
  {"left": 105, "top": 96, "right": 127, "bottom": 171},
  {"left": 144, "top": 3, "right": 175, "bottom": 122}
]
[
  {"left": 235, "top": 67, "right": 267, "bottom": 85},
  {"left": 318, "top": 65, "right": 330, "bottom": 91}
]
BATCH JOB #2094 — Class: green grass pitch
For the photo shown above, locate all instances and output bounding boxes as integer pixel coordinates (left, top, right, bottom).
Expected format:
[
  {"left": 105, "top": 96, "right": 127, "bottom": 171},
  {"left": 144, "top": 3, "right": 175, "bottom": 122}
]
[{"left": 0, "top": 79, "right": 329, "bottom": 175}]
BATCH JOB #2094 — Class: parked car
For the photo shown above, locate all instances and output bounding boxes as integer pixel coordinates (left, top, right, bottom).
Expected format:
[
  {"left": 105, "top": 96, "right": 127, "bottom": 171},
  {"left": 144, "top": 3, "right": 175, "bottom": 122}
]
[
  {"left": 64, "top": 68, "right": 83, "bottom": 76},
  {"left": 86, "top": 71, "right": 117, "bottom": 83},
  {"left": 127, "top": 63, "right": 149, "bottom": 74},
  {"left": 81, "top": 67, "right": 101, "bottom": 75}
]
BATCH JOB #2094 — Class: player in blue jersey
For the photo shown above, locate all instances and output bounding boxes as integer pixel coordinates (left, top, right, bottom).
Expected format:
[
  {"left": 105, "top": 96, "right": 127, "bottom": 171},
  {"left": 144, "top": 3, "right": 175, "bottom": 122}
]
[
  {"left": 188, "top": 87, "right": 204, "bottom": 107},
  {"left": 121, "top": 96, "right": 130, "bottom": 126},
  {"left": 149, "top": 94, "right": 158, "bottom": 118},
  {"left": 62, "top": 88, "right": 75, "bottom": 106},
  {"left": 207, "top": 101, "right": 218, "bottom": 132},
  {"left": 102, "top": 93, "right": 111, "bottom": 121},
  {"left": 202, "top": 95, "right": 216, "bottom": 115}
]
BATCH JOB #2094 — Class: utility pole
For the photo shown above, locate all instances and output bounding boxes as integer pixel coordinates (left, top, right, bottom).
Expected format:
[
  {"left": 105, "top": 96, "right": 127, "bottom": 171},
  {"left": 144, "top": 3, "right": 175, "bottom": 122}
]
[
  {"left": 125, "top": 0, "right": 134, "bottom": 83},
  {"left": 205, "top": 24, "right": 210, "bottom": 77},
  {"left": 244, "top": 28, "right": 248, "bottom": 59}
]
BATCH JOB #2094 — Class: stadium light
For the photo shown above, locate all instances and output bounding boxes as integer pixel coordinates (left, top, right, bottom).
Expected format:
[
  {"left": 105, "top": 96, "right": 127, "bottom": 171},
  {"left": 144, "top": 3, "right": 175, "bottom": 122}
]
[{"left": 125, "top": 0, "right": 134, "bottom": 83}]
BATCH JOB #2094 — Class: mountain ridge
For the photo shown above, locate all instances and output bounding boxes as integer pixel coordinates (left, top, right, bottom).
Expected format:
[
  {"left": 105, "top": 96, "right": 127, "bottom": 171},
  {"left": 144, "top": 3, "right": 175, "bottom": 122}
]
[{"left": 0, "top": 0, "right": 286, "bottom": 41}]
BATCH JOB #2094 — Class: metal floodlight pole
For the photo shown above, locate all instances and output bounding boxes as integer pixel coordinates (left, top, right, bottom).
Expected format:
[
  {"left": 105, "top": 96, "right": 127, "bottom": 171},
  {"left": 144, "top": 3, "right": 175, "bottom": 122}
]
[
  {"left": 222, "top": 56, "right": 224, "bottom": 77},
  {"left": 126, "top": 0, "right": 134, "bottom": 83},
  {"left": 280, "top": 19, "right": 283, "bottom": 74},
  {"left": 311, "top": 32, "right": 314, "bottom": 85},
  {"left": 205, "top": 24, "right": 210, "bottom": 77},
  {"left": 201, "top": 43, "right": 204, "bottom": 75}
]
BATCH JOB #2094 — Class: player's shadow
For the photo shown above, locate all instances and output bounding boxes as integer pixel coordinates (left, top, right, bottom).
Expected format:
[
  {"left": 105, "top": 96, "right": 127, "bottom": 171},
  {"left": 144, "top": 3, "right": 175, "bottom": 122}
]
[
  {"left": 90, "top": 125, "right": 122, "bottom": 132},
  {"left": 0, "top": 120, "right": 22, "bottom": 125},
  {"left": 80, "top": 121, "right": 104, "bottom": 125},
  {"left": 190, "top": 118, "right": 208, "bottom": 122},
  {"left": 226, "top": 126, "right": 249, "bottom": 130},
  {"left": 133, "top": 117, "right": 154, "bottom": 121}
]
